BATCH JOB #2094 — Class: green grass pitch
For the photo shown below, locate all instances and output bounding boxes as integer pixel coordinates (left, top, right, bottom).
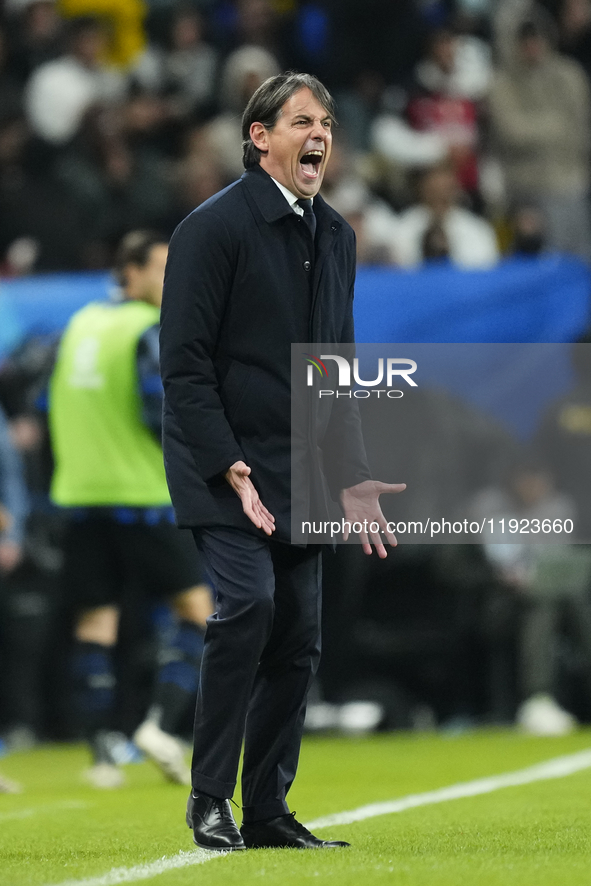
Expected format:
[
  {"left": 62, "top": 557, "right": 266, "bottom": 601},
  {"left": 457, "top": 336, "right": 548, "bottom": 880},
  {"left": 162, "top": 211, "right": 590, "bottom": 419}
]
[{"left": 1, "top": 730, "right": 590, "bottom": 886}]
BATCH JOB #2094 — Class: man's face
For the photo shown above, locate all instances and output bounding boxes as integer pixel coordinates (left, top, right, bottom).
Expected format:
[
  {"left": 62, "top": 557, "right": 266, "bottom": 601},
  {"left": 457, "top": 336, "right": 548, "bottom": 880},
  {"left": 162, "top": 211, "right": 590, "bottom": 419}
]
[
  {"left": 72, "top": 25, "right": 107, "bottom": 68},
  {"left": 519, "top": 34, "right": 548, "bottom": 66},
  {"left": 431, "top": 33, "right": 456, "bottom": 75},
  {"left": 252, "top": 87, "right": 333, "bottom": 199},
  {"left": 125, "top": 243, "right": 168, "bottom": 308},
  {"left": 420, "top": 168, "right": 457, "bottom": 215}
]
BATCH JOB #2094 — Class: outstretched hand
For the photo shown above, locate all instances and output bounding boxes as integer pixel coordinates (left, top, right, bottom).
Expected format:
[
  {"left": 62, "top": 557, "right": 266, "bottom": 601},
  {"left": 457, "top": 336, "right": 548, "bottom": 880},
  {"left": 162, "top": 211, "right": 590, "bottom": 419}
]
[
  {"left": 340, "top": 479, "right": 406, "bottom": 558},
  {"left": 225, "top": 461, "right": 276, "bottom": 536}
]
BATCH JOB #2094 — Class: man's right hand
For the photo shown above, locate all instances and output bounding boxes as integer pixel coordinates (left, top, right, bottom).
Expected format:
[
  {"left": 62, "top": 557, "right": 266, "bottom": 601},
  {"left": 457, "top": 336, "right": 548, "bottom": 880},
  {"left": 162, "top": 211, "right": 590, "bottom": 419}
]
[{"left": 225, "top": 461, "right": 276, "bottom": 536}]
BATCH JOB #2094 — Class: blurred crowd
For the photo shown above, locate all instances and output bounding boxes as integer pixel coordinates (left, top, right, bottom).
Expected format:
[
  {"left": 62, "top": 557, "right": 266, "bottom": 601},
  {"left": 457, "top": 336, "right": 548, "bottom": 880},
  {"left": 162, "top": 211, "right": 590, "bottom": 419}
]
[
  {"left": 2, "top": 0, "right": 591, "bottom": 271},
  {"left": 3, "top": 0, "right": 591, "bottom": 779}
]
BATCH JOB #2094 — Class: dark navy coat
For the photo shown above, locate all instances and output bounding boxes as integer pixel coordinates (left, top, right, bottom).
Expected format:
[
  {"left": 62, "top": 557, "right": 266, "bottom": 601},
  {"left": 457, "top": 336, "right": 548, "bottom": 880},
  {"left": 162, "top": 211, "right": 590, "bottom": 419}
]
[{"left": 159, "top": 163, "right": 370, "bottom": 541}]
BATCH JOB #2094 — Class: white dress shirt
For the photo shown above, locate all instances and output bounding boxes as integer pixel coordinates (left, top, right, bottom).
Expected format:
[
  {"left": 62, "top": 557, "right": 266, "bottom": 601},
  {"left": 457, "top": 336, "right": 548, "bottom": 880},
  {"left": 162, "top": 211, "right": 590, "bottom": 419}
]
[{"left": 271, "top": 177, "right": 313, "bottom": 217}]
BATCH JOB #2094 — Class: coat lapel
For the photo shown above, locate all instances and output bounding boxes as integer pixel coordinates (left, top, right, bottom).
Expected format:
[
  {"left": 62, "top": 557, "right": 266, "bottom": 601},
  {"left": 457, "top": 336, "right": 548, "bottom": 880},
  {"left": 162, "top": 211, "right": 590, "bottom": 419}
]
[{"left": 240, "top": 165, "right": 297, "bottom": 224}]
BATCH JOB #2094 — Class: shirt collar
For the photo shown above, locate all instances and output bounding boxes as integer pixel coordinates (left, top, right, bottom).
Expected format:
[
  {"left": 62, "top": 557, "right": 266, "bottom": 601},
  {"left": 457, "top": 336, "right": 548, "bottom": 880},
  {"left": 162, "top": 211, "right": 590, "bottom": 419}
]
[
  {"left": 270, "top": 177, "right": 313, "bottom": 215},
  {"left": 240, "top": 165, "right": 337, "bottom": 229}
]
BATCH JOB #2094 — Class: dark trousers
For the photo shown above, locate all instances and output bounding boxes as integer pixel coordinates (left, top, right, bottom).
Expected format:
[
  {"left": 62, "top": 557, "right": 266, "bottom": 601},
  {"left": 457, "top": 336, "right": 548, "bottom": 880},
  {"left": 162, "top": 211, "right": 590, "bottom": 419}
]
[{"left": 191, "top": 527, "right": 322, "bottom": 822}]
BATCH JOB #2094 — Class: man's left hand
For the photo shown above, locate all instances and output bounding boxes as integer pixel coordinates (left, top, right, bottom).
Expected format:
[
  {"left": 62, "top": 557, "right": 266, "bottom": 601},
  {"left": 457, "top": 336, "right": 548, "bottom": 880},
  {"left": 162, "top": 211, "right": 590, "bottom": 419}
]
[{"left": 340, "top": 480, "right": 406, "bottom": 558}]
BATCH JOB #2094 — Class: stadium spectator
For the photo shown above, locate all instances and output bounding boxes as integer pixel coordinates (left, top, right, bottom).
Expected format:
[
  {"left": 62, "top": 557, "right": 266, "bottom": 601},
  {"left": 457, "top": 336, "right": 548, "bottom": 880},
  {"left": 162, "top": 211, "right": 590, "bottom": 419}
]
[
  {"left": 333, "top": 197, "right": 399, "bottom": 266},
  {"left": 392, "top": 163, "right": 499, "bottom": 268},
  {"left": 323, "top": 0, "right": 426, "bottom": 89},
  {"left": 556, "top": 0, "right": 591, "bottom": 80},
  {"left": 320, "top": 142, "right": 399, "bottom": 265},
  {"left": 371, "top": 97, "right": 448, "bottom": 178},
  {"left": 48, "top": 230, "right": 213, "bottom": 788},
  {"left": 53, "top": 110, "right": 175, "bottom": 257},
  {"left": 196, "top": 44, "right": 280, "bottom": 182},
  {"left": 489, "top": 16, "right": 591, "bottom": 260},
  {"left": 404, "top": 25, "right": 492, "bottom": 200},
  {"left": 510, "top": 204, "right": 547, "bottom": 256},
  {"left": 165, "top": 153, "right": 226, "bottom": 230},
  {"left": 0, "top": 106, "right": 96, "bottom": 271},
  {"left": 421, "top": 219, "right": 451, "bottom": 263},
  {"left": 371, "top": 28, "right": 492, "bottom": 205},
  {"left": 24, "top": 16, "right": 125, "bottom": 148},
  {"left": 234, "top": 0, "right": 283, "bottom": 59},
  {"left": 335, "top": 71, "right": 388, "bottom": 153},
  {"left": 58, "top": 0, "right": 146, "bottom": 68},
  {"left": 131, "top": 7, "right": 218, "bottom": 120},
  {"left": 0, "top": 25, "right": 24, "bottom": 120},
  {"left": 492, "top": 0, "right": 534, "bottom": 66},
  {"left": 413, "top": 24, "right": 492, "bottom": 102},
  {"left": 5, "top": 0, "right": 65, "bottom": 85}
]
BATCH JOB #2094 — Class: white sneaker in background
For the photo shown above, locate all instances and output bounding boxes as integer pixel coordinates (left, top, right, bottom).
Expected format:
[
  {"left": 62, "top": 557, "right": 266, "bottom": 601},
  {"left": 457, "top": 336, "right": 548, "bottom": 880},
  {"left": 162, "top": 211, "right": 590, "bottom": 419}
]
[
  {"left": 0, "top": 771, "right": 22, "bottom": 793},
  {"left": 338, "top": 701, "right": 384, "bottom": 734},
  {"left": 4, "top": 725, "right": 38, "bottom": 752},
  {"left": 516, "top": 693, "right": 577, "bottom": 736},
  {"left": 304, "top": 702, "right": 341, "bottom": 731},
  {"left": 133, "top": 720, "right": 190, "bottom": 785},
  {"left": 82, "top": 762, "right": 125, "bottom": 789}
]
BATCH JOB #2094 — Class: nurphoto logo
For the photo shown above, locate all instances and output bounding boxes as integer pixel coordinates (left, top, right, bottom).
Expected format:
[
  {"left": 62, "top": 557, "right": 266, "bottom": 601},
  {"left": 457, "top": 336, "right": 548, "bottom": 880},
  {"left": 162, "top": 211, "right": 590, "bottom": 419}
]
[{"left": 303, "top": 353, "right": 417, "bottom": 398}]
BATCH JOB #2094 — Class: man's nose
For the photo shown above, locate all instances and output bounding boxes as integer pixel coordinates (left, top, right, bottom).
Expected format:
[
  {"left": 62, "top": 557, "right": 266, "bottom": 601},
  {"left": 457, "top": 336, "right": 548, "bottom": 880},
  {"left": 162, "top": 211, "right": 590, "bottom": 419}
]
[{"left": 311, "top": 120, "right": 327, "bottom": 140}]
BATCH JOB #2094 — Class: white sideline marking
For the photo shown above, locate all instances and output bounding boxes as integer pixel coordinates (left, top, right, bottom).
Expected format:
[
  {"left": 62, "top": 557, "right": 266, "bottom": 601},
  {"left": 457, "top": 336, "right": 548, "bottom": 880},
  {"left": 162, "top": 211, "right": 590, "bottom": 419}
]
[
  {"left": 45, "top": 748, "right": 591, "bottom": 886},
  {"left": 306, "top": 747, "right": 591, "bottom": 830},
  {"left": 0, "top": 801, "right": 88, "bottom": 823},
  {"left": 48, "top": 849, "right": 223, "bottom": 886}
]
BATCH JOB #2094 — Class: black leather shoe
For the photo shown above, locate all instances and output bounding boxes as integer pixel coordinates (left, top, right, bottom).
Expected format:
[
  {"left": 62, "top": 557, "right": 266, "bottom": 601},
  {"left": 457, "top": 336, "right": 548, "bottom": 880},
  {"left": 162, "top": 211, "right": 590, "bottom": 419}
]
[
  {"left": 240, "top": 811, "right": 350, "bottom": 849},
  {"left": 186, "top": 792, "right": 246, "bottom": 851}
]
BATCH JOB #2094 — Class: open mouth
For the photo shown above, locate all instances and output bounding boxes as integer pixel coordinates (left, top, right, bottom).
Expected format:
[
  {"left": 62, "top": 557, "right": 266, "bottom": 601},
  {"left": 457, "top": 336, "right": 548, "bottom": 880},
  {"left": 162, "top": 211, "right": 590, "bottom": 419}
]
[{"left": 299, "top": 150, "right": 323, "bottom": 180}]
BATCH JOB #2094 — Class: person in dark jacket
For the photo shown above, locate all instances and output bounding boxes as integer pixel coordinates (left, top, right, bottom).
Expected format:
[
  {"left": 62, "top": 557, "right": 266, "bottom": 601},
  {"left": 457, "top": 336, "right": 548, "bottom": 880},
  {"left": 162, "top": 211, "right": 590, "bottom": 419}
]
[{"left": 160, "top": 71, "right": 405, "bottom": 852}]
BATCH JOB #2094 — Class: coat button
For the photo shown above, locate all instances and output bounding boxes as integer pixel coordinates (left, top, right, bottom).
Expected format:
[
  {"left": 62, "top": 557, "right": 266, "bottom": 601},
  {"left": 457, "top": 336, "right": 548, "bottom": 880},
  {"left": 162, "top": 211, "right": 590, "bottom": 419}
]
[{"left": 303, "top": 260, "right": 311, "bottom": 271}]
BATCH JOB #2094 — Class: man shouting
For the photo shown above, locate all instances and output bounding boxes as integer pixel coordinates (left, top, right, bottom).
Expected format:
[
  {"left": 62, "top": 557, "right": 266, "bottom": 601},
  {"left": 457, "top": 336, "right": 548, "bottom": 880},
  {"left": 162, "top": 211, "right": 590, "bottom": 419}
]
[{"left": 160, "top": 72, "right": 405, "bottom": 851}]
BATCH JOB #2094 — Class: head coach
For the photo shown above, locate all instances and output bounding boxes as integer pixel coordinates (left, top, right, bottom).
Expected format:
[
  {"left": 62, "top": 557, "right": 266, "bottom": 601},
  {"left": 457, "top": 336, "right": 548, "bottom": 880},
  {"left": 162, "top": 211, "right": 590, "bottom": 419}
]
[{"left": 159, "top": 71, "right": 405, "bottom": 851}]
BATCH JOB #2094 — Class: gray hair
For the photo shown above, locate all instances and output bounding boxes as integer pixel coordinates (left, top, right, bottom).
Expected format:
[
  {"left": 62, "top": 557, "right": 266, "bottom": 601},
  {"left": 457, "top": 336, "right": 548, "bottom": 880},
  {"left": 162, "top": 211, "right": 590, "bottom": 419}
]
[{"left": 241, "top": 72, "right": 336, "bottom": 169}]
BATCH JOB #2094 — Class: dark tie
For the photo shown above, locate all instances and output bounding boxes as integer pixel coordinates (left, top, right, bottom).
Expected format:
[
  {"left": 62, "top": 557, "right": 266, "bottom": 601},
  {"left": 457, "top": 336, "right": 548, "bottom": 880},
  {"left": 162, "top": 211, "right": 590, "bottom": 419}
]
[{"left": 296, "top": 198, "right": 317, "bottom": 240}]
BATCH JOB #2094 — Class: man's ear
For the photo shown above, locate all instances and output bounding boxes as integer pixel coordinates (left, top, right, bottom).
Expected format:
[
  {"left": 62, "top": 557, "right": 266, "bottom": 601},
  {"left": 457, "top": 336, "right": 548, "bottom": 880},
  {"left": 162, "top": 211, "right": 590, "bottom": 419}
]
[{"left": 249, "top": 121, "right": 269, "bottom": 155}]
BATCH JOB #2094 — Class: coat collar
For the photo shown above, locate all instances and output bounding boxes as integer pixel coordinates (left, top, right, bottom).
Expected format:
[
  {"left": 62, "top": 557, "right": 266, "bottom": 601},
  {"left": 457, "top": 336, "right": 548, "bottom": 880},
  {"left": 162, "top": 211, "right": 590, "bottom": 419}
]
[{"left": 240, "top": 164, "right": 342, "bottom": 234}]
